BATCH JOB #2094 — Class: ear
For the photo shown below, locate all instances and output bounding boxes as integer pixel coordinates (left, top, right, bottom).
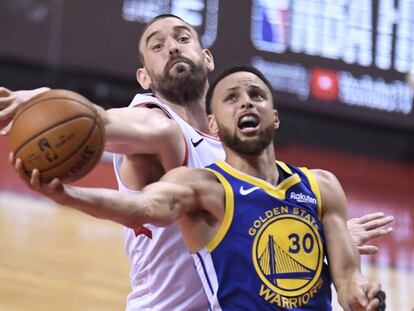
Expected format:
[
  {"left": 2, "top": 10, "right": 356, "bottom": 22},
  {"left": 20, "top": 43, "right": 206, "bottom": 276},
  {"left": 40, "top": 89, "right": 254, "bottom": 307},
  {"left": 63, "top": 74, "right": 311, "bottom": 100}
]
[
  {"left": 273, "top": 109, "right": 280, "bottom": 130},
  {"left": 203, "top": 49, "right": 215, "bottom": 72},
  {"left": 208, "top": 114, "right": 219, "bottom": 135},
  {"left": 136, "top": 67, "right": 152, "bottom": 90}
]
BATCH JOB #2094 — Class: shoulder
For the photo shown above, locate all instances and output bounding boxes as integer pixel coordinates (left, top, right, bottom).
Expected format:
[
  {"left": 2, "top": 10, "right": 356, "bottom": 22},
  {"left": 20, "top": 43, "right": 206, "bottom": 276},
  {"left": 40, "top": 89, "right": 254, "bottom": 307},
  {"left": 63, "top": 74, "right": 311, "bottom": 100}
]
[
  {"left": 130, "top": 93, "right": 160, "bottom": 108},
  {"left": 129, "top": 93, "right": 174, "bottom": 117},
  {"left": 107, "top": 94, "right": 169, "bottom": 120},
  {"left": 310, "top": 169, "right": 339, "bottom": 187},
  {"left": 118, "top": 93, "right": 170, "bottom": 120},
  {"left": 310, "top": 169, "right": 347, "bottom": 215},
  {"left": 161, "top": 166, "right": 224, "bottom": 215},
  {"left": 162, "top": 167, "right": 223, "bottom": 201},
  {"left": 162, "top": 166, "right": 219, "bottom": 185}
]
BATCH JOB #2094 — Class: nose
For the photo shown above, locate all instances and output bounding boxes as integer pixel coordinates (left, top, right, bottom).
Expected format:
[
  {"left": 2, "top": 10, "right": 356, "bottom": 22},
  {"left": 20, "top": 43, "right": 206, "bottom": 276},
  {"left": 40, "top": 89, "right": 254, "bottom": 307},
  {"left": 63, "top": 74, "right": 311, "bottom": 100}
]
[
  {"left": 240, "top": 96, "right": 253, "bottom": 110},
  {"left": 168, "top": 39, "right": 180, "bottom": 56}
]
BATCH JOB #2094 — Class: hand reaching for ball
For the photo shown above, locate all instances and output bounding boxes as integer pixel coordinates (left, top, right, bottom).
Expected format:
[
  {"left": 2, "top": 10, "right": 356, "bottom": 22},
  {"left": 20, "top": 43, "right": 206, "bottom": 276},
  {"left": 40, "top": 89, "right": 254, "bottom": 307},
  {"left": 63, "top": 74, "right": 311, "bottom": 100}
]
[
  {"left": 10, "top": 152, "right": 69, "bottom": 206},
  {"left": 0, "top": 87, "right": 50, "bottom": 135},
  {"left": 8, "top": 89, "right": 105, "bottom": 183}
]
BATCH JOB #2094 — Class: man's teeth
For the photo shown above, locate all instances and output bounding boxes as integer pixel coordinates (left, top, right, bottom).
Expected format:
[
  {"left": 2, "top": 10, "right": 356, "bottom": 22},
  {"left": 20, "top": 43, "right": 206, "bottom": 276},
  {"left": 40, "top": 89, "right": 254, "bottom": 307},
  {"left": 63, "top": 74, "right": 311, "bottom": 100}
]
[
  {"left": 239, "top": 115, "right": 259, "bottom": 128},
  {"left": 240, "top": 115, "right": 257, "bottom": 123}
]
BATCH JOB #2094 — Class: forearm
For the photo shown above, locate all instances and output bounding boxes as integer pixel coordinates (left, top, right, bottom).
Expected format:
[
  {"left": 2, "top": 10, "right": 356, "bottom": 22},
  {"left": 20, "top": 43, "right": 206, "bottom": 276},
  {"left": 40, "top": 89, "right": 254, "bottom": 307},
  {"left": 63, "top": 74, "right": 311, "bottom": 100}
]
[
  {"left": 56, "top": 180, "right": 188, "bottom": 228},
  {"left": 324, "top": 214, "right": 361, "bottom": 291},
  {"left": 58, "top": 186, "right": 151, "bottom": 228},
  {"left": 316, "top": 170, "right": 380, "bottom": 310}
]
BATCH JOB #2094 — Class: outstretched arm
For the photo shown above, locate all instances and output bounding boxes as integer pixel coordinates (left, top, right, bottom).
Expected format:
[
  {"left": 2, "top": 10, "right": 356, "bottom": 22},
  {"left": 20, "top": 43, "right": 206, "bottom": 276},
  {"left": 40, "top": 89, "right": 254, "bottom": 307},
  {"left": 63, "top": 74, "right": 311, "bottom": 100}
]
[
  {"left": 12, "top": 155, "right": 198, "bottom": 228},
  {"left": 0, "top": 88, "right": 186, "bottom": 169},
  {"left": 313, "top": 169, "right": 382, "bottom": 311}
]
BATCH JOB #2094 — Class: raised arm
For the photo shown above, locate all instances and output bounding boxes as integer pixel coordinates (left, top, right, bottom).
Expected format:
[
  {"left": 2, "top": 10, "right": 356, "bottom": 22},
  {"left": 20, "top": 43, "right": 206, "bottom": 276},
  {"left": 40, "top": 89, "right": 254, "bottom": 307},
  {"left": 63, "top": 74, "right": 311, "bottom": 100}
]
[
  {"left": 99, "top": 105, "right": 186, "bottom": 169},
  {"left": 313, "top": 169, "right": 382, "bottom": 311},
  {"left": 0, "top": 87, "right": 186, "bottom": 169}
]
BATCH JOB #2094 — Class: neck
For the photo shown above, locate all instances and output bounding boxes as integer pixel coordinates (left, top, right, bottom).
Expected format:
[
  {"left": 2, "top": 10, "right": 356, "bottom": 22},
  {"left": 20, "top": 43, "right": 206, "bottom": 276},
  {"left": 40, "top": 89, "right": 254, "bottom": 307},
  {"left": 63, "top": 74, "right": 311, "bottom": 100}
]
[
  {"left": 154, "top": 92, "right": 211, "bottom": 134},
  {"left": 224, "top": 144, "right": 279, "bottom": 186}
]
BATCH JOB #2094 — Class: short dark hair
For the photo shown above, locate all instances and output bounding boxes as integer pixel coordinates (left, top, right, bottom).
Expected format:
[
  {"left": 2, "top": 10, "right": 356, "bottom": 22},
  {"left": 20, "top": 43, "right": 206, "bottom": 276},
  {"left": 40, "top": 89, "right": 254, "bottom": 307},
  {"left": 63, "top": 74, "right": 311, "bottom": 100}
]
[
  {"left": 137, "top": 14, "right": 202, "bottom": 66},
  {"left": 205, "top": 65, "right": 276, "bottom": 114}
]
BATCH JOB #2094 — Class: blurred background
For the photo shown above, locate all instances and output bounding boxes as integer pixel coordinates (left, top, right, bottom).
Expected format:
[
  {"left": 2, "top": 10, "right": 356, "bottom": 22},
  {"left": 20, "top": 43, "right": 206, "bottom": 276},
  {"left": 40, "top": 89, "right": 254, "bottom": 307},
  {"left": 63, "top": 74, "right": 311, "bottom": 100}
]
[{"left": 0, "top": 0, "right": 413, "bottom": 310}]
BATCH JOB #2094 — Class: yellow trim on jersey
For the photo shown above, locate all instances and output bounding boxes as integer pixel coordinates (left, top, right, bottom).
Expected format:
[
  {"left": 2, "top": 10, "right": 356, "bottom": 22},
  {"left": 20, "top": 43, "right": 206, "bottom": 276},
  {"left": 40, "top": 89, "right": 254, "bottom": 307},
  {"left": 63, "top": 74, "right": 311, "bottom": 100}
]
[
  {"left": 276, "top": 160, "right": 293, "bottom": 175},
  {"left": 215, "top": 161, "right": 300, "bottom": 200},
  {"left": 300, "top": 167, "right": 322, "bottom": 220},
  {"left": 205, "top": 168, "right": 235, "bottom": 253}
]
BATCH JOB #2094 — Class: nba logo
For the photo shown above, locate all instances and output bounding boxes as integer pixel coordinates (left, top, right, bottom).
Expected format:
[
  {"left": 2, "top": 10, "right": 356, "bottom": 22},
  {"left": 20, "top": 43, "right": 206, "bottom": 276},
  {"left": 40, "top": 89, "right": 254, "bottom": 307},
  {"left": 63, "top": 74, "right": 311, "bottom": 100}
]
[{"left": 251, "top": 0, "right": 290, "bottom": 53}]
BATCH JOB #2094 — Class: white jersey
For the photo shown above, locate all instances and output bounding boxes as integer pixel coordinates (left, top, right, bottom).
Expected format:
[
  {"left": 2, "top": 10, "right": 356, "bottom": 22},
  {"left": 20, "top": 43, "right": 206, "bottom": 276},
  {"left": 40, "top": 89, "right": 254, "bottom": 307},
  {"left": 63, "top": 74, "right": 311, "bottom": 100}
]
[{"left": 113, "top": 94, "right": 225, "bottom": 311}]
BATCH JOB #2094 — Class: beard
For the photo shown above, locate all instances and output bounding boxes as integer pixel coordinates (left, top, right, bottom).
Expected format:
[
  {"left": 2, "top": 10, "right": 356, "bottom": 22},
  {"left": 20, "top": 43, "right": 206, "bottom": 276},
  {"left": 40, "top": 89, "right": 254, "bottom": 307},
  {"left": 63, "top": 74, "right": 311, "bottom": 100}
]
[
  {"left": 149, "top": 55, "right": 208, "bottom": 105},
  {"left": 218, "top": 124, "right": 275, "bottom": 156}
]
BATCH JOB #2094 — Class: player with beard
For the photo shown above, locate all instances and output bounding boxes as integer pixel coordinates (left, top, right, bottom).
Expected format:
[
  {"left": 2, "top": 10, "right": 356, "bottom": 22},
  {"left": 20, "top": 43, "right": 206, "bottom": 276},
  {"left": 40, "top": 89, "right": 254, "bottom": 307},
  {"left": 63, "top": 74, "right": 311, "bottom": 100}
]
[
  {"left": 2, "top": 15, "right": 392, "bottom": 311},
  {"left": 4, "top": 15, "right": 220, "bottom": 310},
  {"left": 12, "top": 66, "right": 384, "bottom": 311}
]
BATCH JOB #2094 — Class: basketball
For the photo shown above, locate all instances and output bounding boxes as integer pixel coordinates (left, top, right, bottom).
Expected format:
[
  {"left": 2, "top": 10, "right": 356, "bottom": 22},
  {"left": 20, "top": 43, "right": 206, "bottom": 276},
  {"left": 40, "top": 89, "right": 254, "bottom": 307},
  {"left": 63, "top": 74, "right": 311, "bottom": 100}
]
[{"left": 9, "top": 89, "right": 105, "bottom": 183}]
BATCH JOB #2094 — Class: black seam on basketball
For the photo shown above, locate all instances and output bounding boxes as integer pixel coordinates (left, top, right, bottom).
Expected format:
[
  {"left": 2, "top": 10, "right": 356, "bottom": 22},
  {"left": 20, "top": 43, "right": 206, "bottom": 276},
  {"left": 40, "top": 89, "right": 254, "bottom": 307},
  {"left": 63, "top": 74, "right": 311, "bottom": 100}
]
[
  {"left": 14, "top": 95, "right": 96, "bottom": 122},
  {"left": 38, "top": 117, "right": 100, "bottom": 175},
  {"left": 97, "top": 115, "right": 105, "bottom": 155},
  {"left": 14, "top": 115, "right": 96, "bottom": 158}
]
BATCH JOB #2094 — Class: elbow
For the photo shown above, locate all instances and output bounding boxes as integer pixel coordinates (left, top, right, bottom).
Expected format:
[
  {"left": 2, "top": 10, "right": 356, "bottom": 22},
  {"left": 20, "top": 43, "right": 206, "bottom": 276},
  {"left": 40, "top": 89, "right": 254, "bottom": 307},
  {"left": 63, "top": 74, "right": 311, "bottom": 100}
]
[
  {"left": 120, "top": 199, "right": 168, "bottom": 229},
  {"left": 122, "top": 218, "right": 145, "bottom": 230},
  {"left": 122, "top": 205, "right": 151, "bottom": 229},
  {"left": 121, "top": 215, "right": 173, "bottom": 229},
  {"left": 109, "top": 196, "right": 150, "bottom": 229},
  {"left": 121, "top": 193, "right": 180, "bottom": 229},
  {"left": 141, "top": 206, "right": 177, "bottom": 228}
]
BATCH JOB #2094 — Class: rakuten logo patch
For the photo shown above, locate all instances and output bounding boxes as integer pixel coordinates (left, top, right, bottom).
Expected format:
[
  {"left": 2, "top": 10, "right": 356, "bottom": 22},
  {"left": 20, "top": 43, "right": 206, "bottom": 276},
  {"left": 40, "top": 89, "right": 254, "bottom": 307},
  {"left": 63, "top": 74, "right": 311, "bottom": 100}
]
[{"left": 290, "top": 192, "right": 317, "bottom": 205}]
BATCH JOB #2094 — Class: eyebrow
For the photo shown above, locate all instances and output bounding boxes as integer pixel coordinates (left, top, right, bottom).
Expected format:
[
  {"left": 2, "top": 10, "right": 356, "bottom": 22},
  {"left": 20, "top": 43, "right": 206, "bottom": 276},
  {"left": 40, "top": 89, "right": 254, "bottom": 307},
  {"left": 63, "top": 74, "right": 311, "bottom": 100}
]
[
  {"left": 145, "top": 30, "right": 161, "bottom": 46},
  {"left": 225, "top": 84, "right": 263, "bottom": 91},
  {"left": 173, "top": 25, "right": 192, "bottom": 34},
  {"left": 145, "top": 25, "right": 192, "bottom": 47},
  {"left": 249, "top": 84, "right": 265, "bottom": 90},
  {"left": 225, "top": 86, "right": 239, "bottom": 91}
]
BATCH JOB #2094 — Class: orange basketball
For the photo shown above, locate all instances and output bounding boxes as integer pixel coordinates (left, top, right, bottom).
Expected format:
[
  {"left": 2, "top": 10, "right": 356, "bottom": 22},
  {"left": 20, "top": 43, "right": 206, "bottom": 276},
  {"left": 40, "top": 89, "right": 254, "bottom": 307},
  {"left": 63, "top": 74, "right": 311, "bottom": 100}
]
[{"left": 10, "top": 89, "right": 105, "bottom": 183}]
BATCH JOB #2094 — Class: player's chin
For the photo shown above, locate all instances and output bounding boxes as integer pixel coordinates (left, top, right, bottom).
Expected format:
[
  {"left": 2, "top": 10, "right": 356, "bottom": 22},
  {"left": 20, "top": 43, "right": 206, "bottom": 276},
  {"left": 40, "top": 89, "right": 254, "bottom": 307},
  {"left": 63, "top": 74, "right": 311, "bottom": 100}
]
[
  {"left": 170, "top": 62, "right": 191, "bottom": 74},
  {"left": 237, "top": 126, "right": 261, "bottom": 137}
]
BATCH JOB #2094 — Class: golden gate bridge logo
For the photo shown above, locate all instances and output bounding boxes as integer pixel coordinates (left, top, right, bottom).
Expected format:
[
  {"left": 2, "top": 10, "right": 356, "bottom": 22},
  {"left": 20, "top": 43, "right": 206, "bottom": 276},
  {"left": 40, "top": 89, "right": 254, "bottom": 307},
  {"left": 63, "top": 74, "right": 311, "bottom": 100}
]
[
  {"left": 259, "top": 234, "right": 314, "bottom": 285},
  {"left": 252, "top": 215, "right": 323, "bottom": 297}
]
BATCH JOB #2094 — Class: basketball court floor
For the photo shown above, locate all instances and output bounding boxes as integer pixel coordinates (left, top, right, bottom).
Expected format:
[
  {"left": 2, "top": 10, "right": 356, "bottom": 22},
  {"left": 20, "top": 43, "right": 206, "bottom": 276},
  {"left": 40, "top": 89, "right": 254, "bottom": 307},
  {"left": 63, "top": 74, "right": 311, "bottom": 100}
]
[{"left": 0, "top": 136, "right": 413, "bottom": 310}]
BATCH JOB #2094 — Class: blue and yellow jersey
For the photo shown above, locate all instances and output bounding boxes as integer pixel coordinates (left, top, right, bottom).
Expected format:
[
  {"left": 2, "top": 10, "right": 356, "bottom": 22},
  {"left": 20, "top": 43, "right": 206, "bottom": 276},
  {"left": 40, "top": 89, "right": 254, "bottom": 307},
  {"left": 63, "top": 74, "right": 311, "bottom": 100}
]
[{"left": 192, "top": 161, "right": 332, "bottom": 310}]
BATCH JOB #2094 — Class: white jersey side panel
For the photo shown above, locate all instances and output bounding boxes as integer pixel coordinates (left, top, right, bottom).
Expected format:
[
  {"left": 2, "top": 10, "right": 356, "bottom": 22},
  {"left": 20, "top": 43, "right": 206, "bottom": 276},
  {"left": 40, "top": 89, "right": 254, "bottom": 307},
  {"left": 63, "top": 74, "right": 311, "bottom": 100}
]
[
  {"left": 113, "top": 93, "right": 225, "bottom": 311},
  {"left": 192, "top": 248, "right": 222, "bottom": 311}
]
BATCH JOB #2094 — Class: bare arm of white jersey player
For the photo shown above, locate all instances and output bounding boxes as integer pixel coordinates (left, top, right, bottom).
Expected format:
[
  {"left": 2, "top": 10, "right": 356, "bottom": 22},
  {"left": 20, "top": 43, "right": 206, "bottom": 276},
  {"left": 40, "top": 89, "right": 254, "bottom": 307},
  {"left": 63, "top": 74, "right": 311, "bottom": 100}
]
[
  {"left": 313, "top": 169, "right": 381, "bottom": 311},
  {"left": 0, "top": 87, "right": 186, "bottom": 169},
  {"left": 12, "top": 158, "right": 222, "bottom": 231},
  {"left": 97, "top": 104, "right": 186, "bottom": 169}
]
